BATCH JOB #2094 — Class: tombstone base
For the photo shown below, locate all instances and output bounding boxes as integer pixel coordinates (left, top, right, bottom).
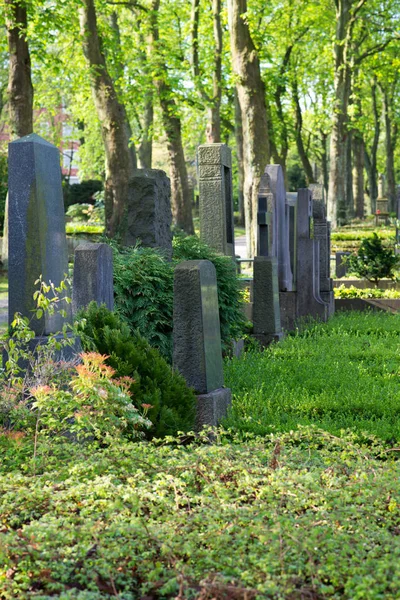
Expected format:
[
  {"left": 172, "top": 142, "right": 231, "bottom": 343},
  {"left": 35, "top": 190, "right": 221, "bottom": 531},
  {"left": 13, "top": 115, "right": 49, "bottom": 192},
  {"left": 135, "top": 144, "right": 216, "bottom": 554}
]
[
  {"left": 279, "top": 291, "right": 297, "bottom": 331},
  {"left": 252, "top": 332, "right": 284, "bottom": 348},
  {"left": 321, "top": 291, "right": 335, "bottom": 317},
  {"left": 196, "top": 387, "right": 232, "bottom": 430}
]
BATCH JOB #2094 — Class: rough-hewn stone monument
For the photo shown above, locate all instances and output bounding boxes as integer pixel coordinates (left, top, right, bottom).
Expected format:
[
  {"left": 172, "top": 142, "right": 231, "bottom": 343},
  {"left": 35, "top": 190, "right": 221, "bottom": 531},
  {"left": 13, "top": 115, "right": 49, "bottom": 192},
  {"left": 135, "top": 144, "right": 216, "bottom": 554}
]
[
  {"left": 173, "top": 260, "right": 231, "bottom": 429},
  {"left": 197, "top": 143, "right": 235, "bottom": 257}
]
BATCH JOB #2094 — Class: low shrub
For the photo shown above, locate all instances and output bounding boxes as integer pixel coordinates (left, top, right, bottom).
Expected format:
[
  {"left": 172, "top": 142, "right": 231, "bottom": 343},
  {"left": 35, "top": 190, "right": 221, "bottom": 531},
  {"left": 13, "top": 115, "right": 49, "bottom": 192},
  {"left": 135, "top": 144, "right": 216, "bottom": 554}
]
[
  {"left": 345, "top": 232, "right": 399, "bottom": 286},
  {"left": 78, "top": 302, "right": 196, "bottom": 438},
  {"left": 334, "top": 284, "right": 400, "bottom": 299}
]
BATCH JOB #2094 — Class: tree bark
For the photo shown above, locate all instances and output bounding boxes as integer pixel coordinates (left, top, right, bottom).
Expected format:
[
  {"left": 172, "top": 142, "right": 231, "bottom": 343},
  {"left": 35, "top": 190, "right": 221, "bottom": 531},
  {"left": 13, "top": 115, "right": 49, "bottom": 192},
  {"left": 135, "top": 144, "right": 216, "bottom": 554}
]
[
  {"left": 382, "top": 88, "right": 397, "bottom": 213},
  {"left": 320, "top": 131, "right": 329, "bottom": 198},
  {"left": 234, "top": 89, "right": 245, "bottom": 226},
  {"left": 5, "top": 0, "right": 33, "bottom": 138},
  {"left": 227, "top": 0, "right": 270, "bottom": 257},
  {"left": 137, "top": 24, "right": 154, "bottom": 169},
  {"left": 364, "top": 79, "right": 380, "bottom": 213},
  {"left": 352, "top": 131, "right": 364, "bottom": 219},
  {"left": 79, "top": 0, "right": 137, "bottom": 238},
  {"left": 150, "top": 0, "right": 194, "bottom": 234},
  {"left": 291, "top": 77, "right": 316, "bottom": 185}
]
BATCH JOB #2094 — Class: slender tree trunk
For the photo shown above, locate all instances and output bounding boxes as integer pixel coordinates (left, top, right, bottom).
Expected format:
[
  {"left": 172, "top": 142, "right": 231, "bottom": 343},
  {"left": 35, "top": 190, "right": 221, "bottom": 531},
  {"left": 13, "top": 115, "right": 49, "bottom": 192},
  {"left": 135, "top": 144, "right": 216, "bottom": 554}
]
[
  {"left": 138, "top": 99, "right": 153, "bottom": 169},
  {"left": 345, "top": 129, "right": 354, "bottom": 219},
  {"left": 79, "top": 0, "right": 136, "bottom": 238},
  {"left": 352, "top": 132, "right": 364, "bottom": 219},
  {"left": 4, "top": 0, "right": 34, "bottom": 269},
  {"left": 150, "top": 0, "right": 194, "bottom": 234},
  {"left": 382, "top": 89, "right": 397, "bottom": 213},
  {"left": 320, "top": 131, "right": 329, "bottom": 198},
  {"left": 234, "top": 89, "right": 245, "bottom": 226},
  {"left": 327, "top": 0, "right": 352, "bottom": 227},
  {"left": 292, "top": 77, "right": 315, "bottom": 185},
  {"left": 364, "top": 79, "right": 380, "bottom": 213},
  {"left": 227, "top": 0, "right": 270, "bottom": 257}
]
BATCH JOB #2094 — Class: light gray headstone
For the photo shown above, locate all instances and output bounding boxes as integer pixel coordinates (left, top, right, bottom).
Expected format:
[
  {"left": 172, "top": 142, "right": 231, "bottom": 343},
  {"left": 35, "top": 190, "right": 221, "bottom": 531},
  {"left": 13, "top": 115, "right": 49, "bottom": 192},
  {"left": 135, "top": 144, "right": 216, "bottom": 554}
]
[
  {"left": 259, "top": 165, "right": 293, "bottom": 291},
  {"left": 198, "top": 144, "right": 235, "bottom": 257},
  {"left": 73, "top": 243, "right": 114, "bottom": 313},
  {"left": 8, "top": 134, "right": 70, "bottom": 334},
  {"left": 120, "top": 169, "right": 172, "bottom": 259}
]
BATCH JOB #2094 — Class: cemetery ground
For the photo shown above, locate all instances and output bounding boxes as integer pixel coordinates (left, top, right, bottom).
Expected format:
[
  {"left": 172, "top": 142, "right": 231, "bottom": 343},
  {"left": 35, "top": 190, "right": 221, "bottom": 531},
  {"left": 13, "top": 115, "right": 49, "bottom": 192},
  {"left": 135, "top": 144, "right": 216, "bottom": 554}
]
[{"left": 2, "top": 311, "right": 400, "bottom": 598}]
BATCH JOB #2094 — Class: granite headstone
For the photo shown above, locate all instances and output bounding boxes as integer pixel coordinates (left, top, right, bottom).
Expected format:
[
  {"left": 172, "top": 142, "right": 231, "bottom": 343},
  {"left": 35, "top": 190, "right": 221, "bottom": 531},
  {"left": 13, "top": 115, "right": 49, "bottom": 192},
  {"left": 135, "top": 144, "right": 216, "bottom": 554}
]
[{"left": 73, "top": 243, "right": 114, "bottom": 313}]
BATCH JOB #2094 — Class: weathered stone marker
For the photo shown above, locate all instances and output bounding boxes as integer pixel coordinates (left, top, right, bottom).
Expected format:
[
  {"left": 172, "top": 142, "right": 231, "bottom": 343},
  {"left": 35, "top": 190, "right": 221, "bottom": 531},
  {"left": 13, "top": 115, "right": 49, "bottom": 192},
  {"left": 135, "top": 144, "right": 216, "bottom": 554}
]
[
  {"left": 173, "top": 260, "right": 231, "bottom": 429},
  {"left": 253, "top": 257, "right": 282, "bottom": 345},
  {"left": 73, "top": 243, "right": 114, "bottom": 313},
  {"left": 8, "top": 134, "right": 70, "bottom": 334},
  {"left": 336, "top": 252, "right": 351, "bottom": 278},
  {"left": 120, "top": 169, "right": 173, "bottom": 259},
  {"left": 257, "top": 194, "right": 271, "bottom": 257},
  {"left": 197, "top": 144, "right": 235, "bottom": 257},
  {"left": 310, "top": 184, "right": 334, "bottom": 316}
]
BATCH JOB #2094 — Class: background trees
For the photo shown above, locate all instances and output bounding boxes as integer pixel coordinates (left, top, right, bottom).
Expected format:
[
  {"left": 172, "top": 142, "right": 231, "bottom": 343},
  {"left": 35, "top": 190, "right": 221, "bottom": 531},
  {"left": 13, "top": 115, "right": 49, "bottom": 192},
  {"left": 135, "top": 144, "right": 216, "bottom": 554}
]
[{"left": 0, "top": 0, "right": 399, "bottom": 248}]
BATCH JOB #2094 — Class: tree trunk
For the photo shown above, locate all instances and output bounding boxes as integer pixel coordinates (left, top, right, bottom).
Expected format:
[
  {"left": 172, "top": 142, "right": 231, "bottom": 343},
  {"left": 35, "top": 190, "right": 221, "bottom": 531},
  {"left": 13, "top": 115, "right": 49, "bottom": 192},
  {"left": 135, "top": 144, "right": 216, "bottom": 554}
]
[
  {"left": 320, "top": 131, "right": 329, "bottom": 198},
  {"left": 79, "top": 0, "right": 137, "bottom": 238},
  {"left": 352, "top": 132, "right": 364, "bottom": 219},
  {"left": 227, "top": 0, "right": 270, "bottom": 257},
  {"left": 150, "top": 0, "right": 194, "bottom": 234},
  {"left": 345, "top": 129, "right": 354, "bottom": 219},
  {"left": 364, "top": 79, "right": 380, "bottom": 213},
  {"left": 138, "top": 99, "right": 153, "bottom": 169},
  {"left": 234, "top": 89, "right": 245, "bottom": 226},
  {"left": 382, "top": 89, "right": 397, "bottom": 213},
  {"left": 292, "top": 77, "right": 316, "bottom": 185},
  {"left": 327, "top": 0, "right": 352, "bottom": 227}
]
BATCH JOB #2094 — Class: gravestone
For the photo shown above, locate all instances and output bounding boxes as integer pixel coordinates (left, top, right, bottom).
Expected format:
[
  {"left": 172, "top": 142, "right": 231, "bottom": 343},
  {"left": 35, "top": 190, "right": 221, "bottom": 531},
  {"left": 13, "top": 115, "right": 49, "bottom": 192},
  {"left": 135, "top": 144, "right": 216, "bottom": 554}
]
[
  {"left": 286, "top": 192, "right": 298, "bottom": 287},
  {"left": 295, "top": 188, "right": 327, "bottom": 321},
  {"left": 73, "top": 243, "right": 114, "bottom": 313},
  {"left": 253, "top": 257, "right": 282, "bottom": 345},
  {"left": 256, "top": 194, "right": 271, "bottom": 257},
  {"left": 310, "top": 184, "right": 334, "bottom": 316},
  {"left": 258, "top": 165, "right": 293, "bottom": 291},
  {"left": 8, "top": 134, "right": 71, "bottom": 335},
  {"left": 173, "top": 260, "right": 231, "bottom": 429},
  {"left": 336, "top": 252, "right": 351, "bottom": 278},
  {"left": 120, "top": 169, "right": 173, "bottom": 259},
  {"left": 197, "top": 144, "right": 235, "bottom": 257}
]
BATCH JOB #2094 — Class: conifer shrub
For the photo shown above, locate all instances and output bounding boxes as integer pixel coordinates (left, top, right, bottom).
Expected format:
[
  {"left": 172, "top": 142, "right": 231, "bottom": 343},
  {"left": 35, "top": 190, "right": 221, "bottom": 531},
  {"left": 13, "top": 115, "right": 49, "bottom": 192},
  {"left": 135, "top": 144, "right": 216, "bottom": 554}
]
[
  {"left": 78, "top": 302, "right": 196, "bottom": 438},
  {"left": 346, "top": 232, "right": 399, "bottom": 286}
]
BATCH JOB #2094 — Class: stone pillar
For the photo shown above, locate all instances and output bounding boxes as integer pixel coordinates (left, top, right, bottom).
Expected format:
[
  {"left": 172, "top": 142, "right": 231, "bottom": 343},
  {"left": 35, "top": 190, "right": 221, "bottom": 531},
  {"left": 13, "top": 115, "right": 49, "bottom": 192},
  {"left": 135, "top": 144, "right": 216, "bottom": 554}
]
[
  {"left": 258, "top": 165, "right": 293, "bottom": 291},
  {"left": 173, "top": 260, "right": 232, "bottom": 429},
  {"left": 120, "top": 169, "right": 172, "bottom": 259},
  {"left": 310, "top": 185, "right": 334, "bottom": 316},
  {"left": 336, "top": 252, "right": 351, "bottom": 278},
  {"left": 253, "top": 257, "right": 282, "bottom": 345},
  {"left": 256, "top": 194, "right": 271, "bottom": 257},
  {"left": 286, "top": 192, "right": 298, "bottom": 288},
  {"left": 73, "top": 243, "right": 114, "bottom": 314},
  {"left": 296, "top": 188, "right": 327, "bottom": 321},
  {"left": 197, "top": 144, "right": 235, "bottom": 257},
  {"left": 8, "top": 134, "right": 70, "bottom": 335}
]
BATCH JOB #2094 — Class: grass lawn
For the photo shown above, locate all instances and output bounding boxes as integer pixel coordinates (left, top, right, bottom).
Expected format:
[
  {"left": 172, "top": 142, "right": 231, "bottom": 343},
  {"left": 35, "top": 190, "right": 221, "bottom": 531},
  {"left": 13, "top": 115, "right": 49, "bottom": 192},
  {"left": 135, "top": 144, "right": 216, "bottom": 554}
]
[{"left": 225, "top": 311, "right": 400, "bottom": 442}]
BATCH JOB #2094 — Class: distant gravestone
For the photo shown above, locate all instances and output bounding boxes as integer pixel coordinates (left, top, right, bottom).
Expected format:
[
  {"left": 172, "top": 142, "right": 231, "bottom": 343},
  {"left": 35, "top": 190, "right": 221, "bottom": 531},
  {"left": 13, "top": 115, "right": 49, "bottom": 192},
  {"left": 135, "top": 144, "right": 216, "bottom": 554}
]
[
  {"left": 173, "top": 260, "right": 231, "bottom": 429},
  {"left": 286, "top": 192, "right": 298, "bottom": 287},
  {"left": 8, "top": 134, "right": 71, "bottom": 335},
  {"left": 120, "top": 169, "right": 172, "bottom": 259},
  {"left": 258, "top": 165, "right": 293, "bottom": 291},
  {"left": 198, "top": 144, "right": 235, "bottom": 257},
  {"left": 73, "top": 243, "right": 114, "bottom": 314},
  {"left": 253, "top": 256, "right": 282, "bottom": 345},
  {"left": 336, "top": 252, "right": 351, "bottom": 278},
  {"left": 310, "top": 185, "right": 334, "bottom": 316},
  {"left": 295, "top": 188, "right": 327, "bottom": 321}
]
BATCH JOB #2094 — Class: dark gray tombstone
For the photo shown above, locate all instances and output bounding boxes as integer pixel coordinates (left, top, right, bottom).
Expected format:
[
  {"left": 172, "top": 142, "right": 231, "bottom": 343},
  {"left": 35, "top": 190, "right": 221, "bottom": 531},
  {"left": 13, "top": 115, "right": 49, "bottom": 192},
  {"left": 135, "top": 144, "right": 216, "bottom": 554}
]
[
  {"left": 197, "top": 144, "right": 235, "bottom": 257},
  {"left": 336, "top": 252, "right": 351, "bottom": 278},
  {"left": 173, "top": 260, "right": 231, "bottom": 429},
  {"left": 8, "top": 134, "right": 70, "bottom": 335},
  {"left": 310, "top": 184, "right": 334, "bottom": 316},
  {"left": 73, "top": 243, "right": 114, "bottom": 314},
  {"left": 296, "top": 189, "right": 327, "bottom": 321},
  {"left": 120, "top": 169, "right": 172, "bottom": 259},
  {"left": 257, "top": 194, "right": 271, "bottom": 257},
  {"left": 253, "top": 257, "right": 282, "bottom": 345},
  {"left": 286, "top": 192, "right": 298, "bottom": 288}
]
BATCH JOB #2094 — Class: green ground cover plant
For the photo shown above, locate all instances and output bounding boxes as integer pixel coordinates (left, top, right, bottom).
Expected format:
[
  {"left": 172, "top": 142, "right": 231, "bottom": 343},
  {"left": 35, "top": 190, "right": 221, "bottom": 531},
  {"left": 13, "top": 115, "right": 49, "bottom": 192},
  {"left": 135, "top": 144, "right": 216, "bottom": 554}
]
[
  {"left": 1, "top": 428, "right": 400, "bottom": 599},
  {"left": 225, "top": 311, "right": 400, "bottom": 442}
]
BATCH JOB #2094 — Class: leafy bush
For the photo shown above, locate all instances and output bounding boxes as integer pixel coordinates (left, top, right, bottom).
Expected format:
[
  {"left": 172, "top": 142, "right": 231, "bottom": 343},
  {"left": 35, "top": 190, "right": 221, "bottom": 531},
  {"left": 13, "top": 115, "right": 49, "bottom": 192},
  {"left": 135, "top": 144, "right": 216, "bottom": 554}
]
[
  {"left": 334, "top": 284, "right": 400, "bottom": 299},
  {"left": 173, "top": 235, "right": 245, "bottom": 349},
  {"left": 112, "top": 243, "right": 174, "bottom": 360},
  {"left": 78, "top": 302, "right": 196, "bottom": 438},
  {"left": 345, "top": 232, "right": 399, "bottom": 286},
  {"left": 66, "top": 202, "right": 93, "bottom": 222}
]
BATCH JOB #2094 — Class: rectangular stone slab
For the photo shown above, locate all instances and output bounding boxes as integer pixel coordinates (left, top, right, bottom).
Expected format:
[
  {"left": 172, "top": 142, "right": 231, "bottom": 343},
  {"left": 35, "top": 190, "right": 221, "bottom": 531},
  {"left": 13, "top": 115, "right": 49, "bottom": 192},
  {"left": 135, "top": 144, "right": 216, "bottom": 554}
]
[
  {"left": 73, "top": 242, "right": 114, "bottom": 313},
  {"left": 8, "top": 134, "right": 70, "bottom": 334}
]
